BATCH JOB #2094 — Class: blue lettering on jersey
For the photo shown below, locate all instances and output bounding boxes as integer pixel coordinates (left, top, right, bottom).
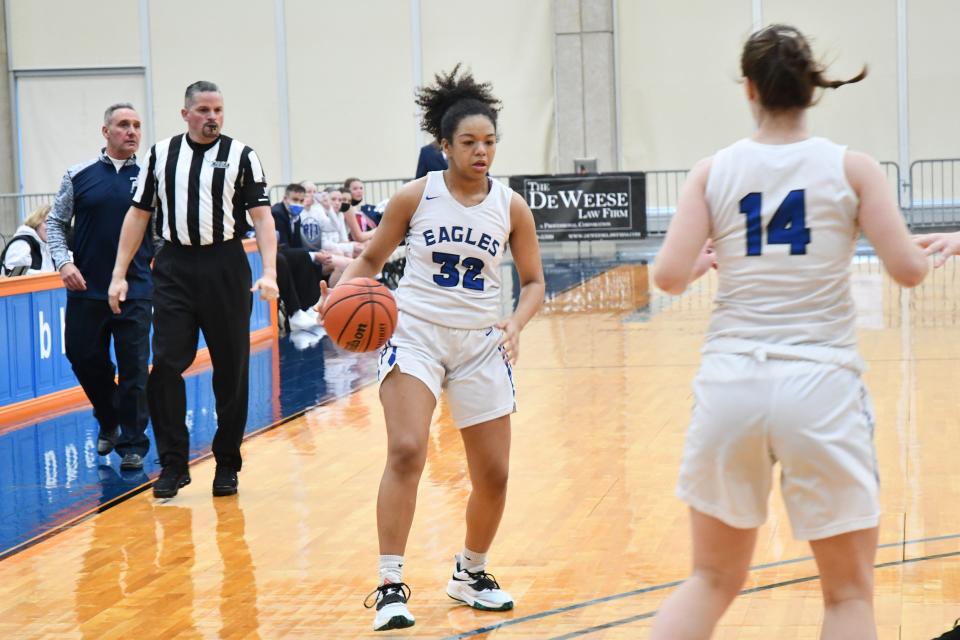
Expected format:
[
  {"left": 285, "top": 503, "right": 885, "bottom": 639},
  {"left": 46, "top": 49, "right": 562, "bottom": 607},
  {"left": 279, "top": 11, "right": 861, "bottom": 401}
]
[
  {"left": 422, "top": 226, "right": 500, "bottom": 257},
  {"left": 301, "top": 220, "right": 322, "bottom": 243}
]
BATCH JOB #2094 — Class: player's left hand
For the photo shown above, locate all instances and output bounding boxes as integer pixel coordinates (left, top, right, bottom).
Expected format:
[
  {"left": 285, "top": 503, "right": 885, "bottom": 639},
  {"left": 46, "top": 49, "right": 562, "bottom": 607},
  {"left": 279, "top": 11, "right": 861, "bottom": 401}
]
[
  {"left": 914, "top": 231, "right": 960, "bottom": 267},
  {"left": 496, "top": 318, "right": 521, "bottom": 365},
  {"left": 251, "top": 275, "right": 279, "bottom": 301}
]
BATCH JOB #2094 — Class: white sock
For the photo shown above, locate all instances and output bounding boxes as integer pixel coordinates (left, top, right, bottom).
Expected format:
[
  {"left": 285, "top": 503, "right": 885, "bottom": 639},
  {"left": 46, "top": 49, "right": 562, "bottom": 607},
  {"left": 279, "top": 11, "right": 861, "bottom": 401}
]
[
  {"left": 379, "top": 554, "right": 404, "bottom": 585},
  {"left": 460, "top": 547, "right": 487, "bottom": 573}
]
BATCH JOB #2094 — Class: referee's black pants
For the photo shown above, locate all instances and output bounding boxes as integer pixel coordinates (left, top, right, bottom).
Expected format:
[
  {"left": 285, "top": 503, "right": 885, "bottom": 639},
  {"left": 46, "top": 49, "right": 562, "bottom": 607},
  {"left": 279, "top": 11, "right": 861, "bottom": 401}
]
[
  {"left": 64, "top": 297, "right": 151, "bottom": 457},
  {"left": 148, "top": 239, "right": 251, "bottom": 473}
]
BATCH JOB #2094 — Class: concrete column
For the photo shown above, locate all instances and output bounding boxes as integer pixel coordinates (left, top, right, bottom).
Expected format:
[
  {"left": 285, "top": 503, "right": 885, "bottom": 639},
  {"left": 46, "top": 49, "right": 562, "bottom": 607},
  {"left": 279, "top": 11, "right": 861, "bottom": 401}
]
[
  {"left": 0, "top": 0, "right": 16, "bottom": 194},
  {"left": 553, "top": 0, "right": 617, "bottom": 173}
]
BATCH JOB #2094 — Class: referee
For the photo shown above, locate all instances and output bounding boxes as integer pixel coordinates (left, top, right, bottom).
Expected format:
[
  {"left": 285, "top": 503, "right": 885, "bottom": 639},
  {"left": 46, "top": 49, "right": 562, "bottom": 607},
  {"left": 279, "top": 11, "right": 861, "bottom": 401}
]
[{"left": 109, "top": 81, "right": 279, "bottom": 499}]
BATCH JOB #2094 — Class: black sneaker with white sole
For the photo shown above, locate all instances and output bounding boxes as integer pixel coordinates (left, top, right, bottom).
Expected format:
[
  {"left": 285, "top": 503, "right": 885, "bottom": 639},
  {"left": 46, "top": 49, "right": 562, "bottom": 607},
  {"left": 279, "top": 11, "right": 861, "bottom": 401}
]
[{"left": 364, "top": 582, "right": 415, "bottom": 631}]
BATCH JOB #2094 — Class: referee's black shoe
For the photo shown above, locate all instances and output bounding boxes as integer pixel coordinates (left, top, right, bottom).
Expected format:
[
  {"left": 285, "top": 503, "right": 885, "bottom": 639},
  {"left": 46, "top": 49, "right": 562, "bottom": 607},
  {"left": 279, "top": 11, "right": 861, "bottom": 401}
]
[
  {"left": 212, "top": 465, "right": 238, "bottom": 497},
  {"left": 153, "top": 466, "right": 191, "bottom": 499}
]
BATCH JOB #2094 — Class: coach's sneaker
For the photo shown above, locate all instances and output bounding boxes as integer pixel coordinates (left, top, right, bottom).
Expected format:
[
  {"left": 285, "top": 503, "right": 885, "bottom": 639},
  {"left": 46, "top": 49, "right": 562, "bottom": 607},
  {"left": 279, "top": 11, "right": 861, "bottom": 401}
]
[
  {"left": 364, "top": 582, "right": 415, "bottom": 631},
  {"left": 120, "top": 452, "right": 144, "bottom": 470},
  {"left": 97, "top": 427, "right": 120, "bottom": 455},
  {"left": 446, "top": 556, "right": 514, "bottom": 611}
]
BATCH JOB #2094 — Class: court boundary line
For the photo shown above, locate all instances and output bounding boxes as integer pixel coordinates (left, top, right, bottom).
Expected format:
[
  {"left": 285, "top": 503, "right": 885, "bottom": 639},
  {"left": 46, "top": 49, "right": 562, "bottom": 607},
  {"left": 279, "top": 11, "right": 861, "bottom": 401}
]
[
  {"left": 441, "top": 536, "right": 960, "bottom": 639},
  {"left": 544, "top": 549, "right": 960, "bottom": 639}
]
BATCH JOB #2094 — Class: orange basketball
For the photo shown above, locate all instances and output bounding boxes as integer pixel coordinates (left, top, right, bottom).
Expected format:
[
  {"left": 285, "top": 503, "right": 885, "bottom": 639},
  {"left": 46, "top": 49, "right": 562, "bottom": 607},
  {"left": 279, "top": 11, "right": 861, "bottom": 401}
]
[{"left": 322, "top": 277, "right": 398, "bottom": 352}]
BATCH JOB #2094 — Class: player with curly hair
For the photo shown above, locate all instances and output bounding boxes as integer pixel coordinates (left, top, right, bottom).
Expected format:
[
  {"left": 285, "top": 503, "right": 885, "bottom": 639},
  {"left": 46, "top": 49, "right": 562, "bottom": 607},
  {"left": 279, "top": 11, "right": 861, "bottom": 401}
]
[{"left": 325, "top": 64, "right": 545, "bottom": 631}]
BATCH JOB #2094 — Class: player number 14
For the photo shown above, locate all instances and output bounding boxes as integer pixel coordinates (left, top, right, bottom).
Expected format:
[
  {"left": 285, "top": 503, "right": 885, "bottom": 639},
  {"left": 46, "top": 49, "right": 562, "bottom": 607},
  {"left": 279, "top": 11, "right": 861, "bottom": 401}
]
[{"left": 739, "top": 189, "right": 811, "bottom": 256}]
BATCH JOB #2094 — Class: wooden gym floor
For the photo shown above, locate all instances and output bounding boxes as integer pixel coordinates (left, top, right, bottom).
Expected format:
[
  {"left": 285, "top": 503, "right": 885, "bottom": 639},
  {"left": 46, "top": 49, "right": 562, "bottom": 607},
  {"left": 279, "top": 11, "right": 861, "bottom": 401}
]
[{"left": 1, "top": 258, "right": 959, "bottom": 639}]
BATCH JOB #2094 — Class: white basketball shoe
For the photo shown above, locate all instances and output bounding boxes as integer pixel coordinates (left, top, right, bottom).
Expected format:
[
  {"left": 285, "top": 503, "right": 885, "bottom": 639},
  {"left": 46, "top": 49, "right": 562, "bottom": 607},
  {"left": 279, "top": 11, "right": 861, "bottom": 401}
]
[
  {"left": 364, "top": 581, "right": 415, "bottom": 631},
  {"left": 446, "top": 555, "right": 514, "bottom": 611}
]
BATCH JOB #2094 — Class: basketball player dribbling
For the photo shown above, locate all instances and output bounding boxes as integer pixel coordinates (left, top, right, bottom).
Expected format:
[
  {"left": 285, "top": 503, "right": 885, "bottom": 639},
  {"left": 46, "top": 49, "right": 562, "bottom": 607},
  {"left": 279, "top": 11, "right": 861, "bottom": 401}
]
[
  {"left": 650, "top": 25, "right": 929, "bottom": 639},
  {"left": 321, "top": 64, "right": 544, "bottom": 631}
]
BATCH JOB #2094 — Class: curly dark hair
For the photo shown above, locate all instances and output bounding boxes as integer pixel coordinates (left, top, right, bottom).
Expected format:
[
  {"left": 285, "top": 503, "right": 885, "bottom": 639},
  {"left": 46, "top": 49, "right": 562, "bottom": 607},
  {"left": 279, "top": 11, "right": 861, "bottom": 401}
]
[{"left": 415, "top": 63, "right": 502, "bottom": 143}]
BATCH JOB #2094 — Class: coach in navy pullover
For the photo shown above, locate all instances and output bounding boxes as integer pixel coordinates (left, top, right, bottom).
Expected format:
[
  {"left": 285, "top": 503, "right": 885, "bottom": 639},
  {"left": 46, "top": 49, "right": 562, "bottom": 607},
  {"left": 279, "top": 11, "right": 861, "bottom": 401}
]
[
  {"left": 48, "top": 153, "right": 153, "bottom": 298},
  {"left": 47, "top": 103, "right": 154, "bottom": 468}
]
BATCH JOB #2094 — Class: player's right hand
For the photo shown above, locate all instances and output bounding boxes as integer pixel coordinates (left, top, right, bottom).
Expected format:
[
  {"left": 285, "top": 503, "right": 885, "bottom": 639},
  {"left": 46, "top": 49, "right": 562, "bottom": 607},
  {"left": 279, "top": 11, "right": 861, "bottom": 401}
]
[
  {"left": 107, "top": 276, "right": 127, "bottom": 314},
  {"left": 59, "top": 263, "right": 87, "bottom": 291},
  {"left": 316, "top": 280, "right": 330, "bottom": 319}
]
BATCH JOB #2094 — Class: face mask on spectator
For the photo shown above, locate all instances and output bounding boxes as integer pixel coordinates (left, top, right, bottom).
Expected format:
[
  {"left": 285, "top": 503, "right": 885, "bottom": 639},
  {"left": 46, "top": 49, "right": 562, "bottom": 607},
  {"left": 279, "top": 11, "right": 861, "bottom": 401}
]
[
  {"left": 351, "top": 198, "right": 362, "bottom": 206},
  {"left": 340, "top": 201, "right": 351, "bottom": 213},
  {"left": 289, "top": 203, "right": 304, "bottom": 216}
]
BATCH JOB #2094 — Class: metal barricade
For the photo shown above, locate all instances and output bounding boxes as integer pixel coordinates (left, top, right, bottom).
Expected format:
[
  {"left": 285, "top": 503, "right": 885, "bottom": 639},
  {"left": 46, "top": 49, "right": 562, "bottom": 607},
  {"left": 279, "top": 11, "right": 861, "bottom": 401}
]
[
  {"left": 644, "top": 163, "right": 913, "bottom": 234},
  {"left": 906, "top": 159, "right": 960, "bottom": 228},
  {"left": 0, "top": 192, "right": 57, "bottom": 237},
  {"left": 643, "top": 169, "right": 689, "bottom": 235},
  {"left": 13, "top": 159, "right": 960, "bottom": 239},
  {"left": 269, "top": 178, "right": 411, "bottom": 205}
]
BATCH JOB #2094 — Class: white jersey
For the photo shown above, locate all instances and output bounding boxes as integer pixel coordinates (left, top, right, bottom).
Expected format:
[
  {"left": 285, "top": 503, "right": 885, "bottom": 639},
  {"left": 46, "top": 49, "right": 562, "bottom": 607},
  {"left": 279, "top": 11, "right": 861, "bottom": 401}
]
[
  {"left": 299, "top": 205, "right": 327, "bottom": 252},
  {"left": 703, "top": 137, "right": 862, "bottom": 370},
  {"left": 394, "top": 171, "right": 512, "bottom": 329}
]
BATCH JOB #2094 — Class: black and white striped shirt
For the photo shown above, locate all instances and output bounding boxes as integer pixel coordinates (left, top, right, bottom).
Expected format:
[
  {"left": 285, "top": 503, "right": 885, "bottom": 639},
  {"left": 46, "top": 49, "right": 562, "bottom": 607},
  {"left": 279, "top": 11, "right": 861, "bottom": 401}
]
[{"left": 131, "top": 134, "right": 270, "bottom": 245}]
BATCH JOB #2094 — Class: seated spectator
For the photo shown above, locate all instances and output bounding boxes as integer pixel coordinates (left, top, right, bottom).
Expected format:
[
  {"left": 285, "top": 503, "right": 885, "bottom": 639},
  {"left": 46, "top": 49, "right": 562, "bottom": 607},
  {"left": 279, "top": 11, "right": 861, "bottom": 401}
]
[
  {"left": 344, "top": 176, "right": 382, "bottom": 225},
  {"left": 270, "top": 183, "right": 328, "bottom": 333},
  {"left": 274, "top": 250, "right": 323, "bottom": 333},
  {"left": 271, "top": 183, "right": 307, "bottom": 248},
  {"left": 302, "top": 182, "right": 358, "bottom": 258},
  {"left": 1, "top": 204, "right": 56, "bottom": 276},
  {"left": 340, "top": 186, "right": 377, "bottom": 243},
  {"left": 298, "top": 181, "right": 324, "bottom": 249},
  {"left": 327, "top": 188, "right": 365, "bottom": 254},
  {"left": 298, "top": 181, "right": 354, "bottom": 274}
]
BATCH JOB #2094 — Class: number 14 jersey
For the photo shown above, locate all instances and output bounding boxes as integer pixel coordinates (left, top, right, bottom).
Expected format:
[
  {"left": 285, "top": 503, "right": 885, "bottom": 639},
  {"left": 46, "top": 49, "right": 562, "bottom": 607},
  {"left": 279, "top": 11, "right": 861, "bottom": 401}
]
[
  {"left": 394, "top": 170, "right": 512, "bottom": 329},
  {"left": 703, "top": 137, "right": 862, "bottom": 369}
]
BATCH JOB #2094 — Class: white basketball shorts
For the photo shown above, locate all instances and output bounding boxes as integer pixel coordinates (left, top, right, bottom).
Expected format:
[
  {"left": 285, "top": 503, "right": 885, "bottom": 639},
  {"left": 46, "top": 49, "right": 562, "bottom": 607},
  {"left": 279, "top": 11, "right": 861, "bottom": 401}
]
[
  {"left": 676, "top": 352, "right": 879, "bottom": 540},
  {"left": 377, "top": 311, "right": 516, "bottom": 428}
]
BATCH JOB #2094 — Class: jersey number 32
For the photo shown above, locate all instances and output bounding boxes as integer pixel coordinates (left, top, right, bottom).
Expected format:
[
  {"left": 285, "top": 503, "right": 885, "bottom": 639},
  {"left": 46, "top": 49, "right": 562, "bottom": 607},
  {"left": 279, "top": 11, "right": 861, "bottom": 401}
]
[
  {"left": 739, "top": 189, "right": 811, "bottom": 256},
  {"left": 432, "top": 252, "right": 485, "bottom": 291}
]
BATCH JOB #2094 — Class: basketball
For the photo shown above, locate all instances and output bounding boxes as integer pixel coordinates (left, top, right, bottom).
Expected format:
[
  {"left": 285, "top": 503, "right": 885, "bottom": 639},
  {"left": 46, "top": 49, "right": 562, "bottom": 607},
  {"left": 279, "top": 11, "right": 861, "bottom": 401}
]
[{"left": 322, "top": 277, "right": 398, "bottom": 352}]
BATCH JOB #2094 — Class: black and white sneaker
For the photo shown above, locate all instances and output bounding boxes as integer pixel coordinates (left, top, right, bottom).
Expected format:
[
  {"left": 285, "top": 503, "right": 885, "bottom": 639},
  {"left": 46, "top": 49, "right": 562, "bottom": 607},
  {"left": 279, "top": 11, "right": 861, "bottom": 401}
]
[
  {"left": 446, "top": 556, "right": 514, "bottom": 611},
  {"left": 364, "top": 582, "right": 415, "bottom": 631}
]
